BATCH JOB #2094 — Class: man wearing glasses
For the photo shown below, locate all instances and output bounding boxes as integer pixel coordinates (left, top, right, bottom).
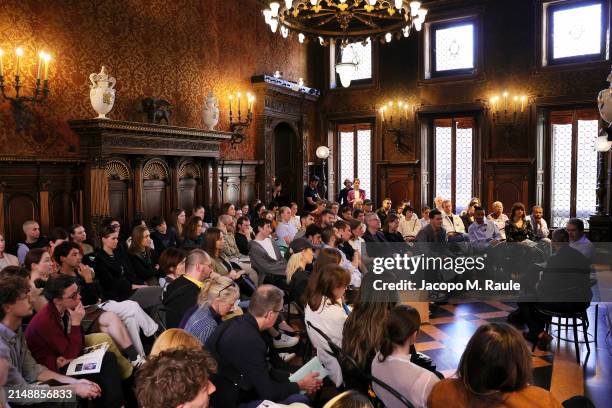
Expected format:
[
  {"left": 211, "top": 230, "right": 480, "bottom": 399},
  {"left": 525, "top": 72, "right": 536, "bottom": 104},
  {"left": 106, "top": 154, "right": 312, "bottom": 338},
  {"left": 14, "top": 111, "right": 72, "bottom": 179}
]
[
  {"left": 163, "top": 249, "right": 217, "bottom": 329},
  {"left": 206, "top": 285, "right": 323, "bottom": 407},
  {"left": 0, "top": 275, "right": 102, "bottom": 405},
  {"left": 25, "top": 274, "right": 125, "bottom": 407}
]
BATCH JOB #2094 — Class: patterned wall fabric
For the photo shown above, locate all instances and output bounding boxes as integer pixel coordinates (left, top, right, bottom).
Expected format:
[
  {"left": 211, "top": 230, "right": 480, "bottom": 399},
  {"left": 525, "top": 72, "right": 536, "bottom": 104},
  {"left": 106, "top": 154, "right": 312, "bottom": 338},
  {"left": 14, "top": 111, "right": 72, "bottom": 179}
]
[{"left": 0, "top": 0, "right": 308, "bottom": 160}]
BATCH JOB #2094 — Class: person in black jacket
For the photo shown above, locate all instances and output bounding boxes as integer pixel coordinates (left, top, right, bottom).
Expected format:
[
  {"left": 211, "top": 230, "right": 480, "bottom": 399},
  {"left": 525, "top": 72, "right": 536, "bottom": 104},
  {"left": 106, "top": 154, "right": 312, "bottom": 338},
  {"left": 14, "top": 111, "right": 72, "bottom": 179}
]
[
  {"left": 382, "top": 213, "right": 405, "bottom": 243},
  {"left": 206, "top": 285, "right": 322, "bottom": 408},
  {"left": 163, "top": 249, "right": 215, "bottom": 329},
  {"left": 94, "top": 226, "right": 162, "bottom": 310},
  {"left": 127, "top": 225, "right": 158, "bottom": 285},
  {"left": 150, "top": 216, "right": 177, "bottom": 259},
  {"left": 235, "top": 216, "right": 254, "bottom": 255}
]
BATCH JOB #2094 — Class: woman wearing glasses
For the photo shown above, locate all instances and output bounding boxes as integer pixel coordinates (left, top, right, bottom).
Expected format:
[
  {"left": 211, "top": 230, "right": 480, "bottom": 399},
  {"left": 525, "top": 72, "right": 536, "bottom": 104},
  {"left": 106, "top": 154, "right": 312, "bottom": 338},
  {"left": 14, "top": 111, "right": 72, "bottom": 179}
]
[{"left": 184, "top": 276, "right": 240, "bottom": 345}]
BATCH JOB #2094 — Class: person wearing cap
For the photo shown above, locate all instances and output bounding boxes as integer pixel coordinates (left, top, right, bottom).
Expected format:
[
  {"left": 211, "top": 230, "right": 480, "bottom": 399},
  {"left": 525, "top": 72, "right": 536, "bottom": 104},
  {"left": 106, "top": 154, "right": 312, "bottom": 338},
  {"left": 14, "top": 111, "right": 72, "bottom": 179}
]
[
  {"left": 362, "top": 199, "right": 373, "bottom": 213},
  {"left": 398, "top": 205, "right": 422, "bottom": 241},
  {"left": 286, "top": 238, "right": 316, "bottom": 307},
  {"left": 337, "top": 179, "right": 353, "bottom": 207},
  {"left": 303, "top": 175, "right": 321, "bottom": 212}
]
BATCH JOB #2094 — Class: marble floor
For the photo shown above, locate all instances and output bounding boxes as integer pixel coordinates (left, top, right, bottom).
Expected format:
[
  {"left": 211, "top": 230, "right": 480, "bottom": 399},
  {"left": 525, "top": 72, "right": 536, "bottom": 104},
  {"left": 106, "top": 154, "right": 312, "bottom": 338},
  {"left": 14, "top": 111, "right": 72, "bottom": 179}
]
[{"left": 414, "top": 301, "right": 611, "bottom": 407}]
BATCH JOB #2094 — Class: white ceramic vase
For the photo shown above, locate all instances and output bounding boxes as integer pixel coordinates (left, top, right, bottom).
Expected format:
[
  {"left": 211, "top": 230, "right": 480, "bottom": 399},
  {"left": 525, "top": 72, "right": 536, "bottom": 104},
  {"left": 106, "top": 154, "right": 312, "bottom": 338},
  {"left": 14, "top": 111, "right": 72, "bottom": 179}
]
[
  {"left": 89, "top": 66, "right": 116, "bottom": 119},
  {"left": 203, "top": 92, "right": 220, "bottom": 130}
]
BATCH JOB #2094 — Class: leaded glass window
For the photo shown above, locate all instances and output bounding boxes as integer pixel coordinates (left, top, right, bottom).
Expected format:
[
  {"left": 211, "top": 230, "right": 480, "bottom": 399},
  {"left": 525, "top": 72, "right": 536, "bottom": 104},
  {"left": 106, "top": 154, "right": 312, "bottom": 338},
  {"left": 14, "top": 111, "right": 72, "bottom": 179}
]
[
  {"left": 338, "top": 124, "right": 372, "bottom": 199},
  {"left": 434, "top": 24, "right": 474, "bottom": 72},
  {"left": 552, "top": 3, "right": 602, "bottom": 59},
  {"left": 434, "top": 118, "right": 474, "bottom": 213},
  {"left": 549, "top": 110, "right": 598, "bottom": 228}
]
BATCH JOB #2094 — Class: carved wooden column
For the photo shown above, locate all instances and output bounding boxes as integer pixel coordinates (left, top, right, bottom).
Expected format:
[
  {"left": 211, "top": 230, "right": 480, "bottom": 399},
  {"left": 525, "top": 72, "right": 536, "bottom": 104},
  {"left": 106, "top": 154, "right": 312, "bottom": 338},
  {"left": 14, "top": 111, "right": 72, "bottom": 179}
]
[
  {"left": 589, "top": 150, "right": 612, "bottom": 242},
  {"left": 0, "top": 182, "right": 5, "bottom": 236},
  {"left": 83, "top": 158, "right": 110, "bottom": 242},
  {"left": 171, "top": 158, "right": 181, "bottom": 210},
  {"left": 211, "top": 158, "right": 219, "bottom": 216},
  {"left": 134, "top": 157, "right": 145, "bottom": 219}
]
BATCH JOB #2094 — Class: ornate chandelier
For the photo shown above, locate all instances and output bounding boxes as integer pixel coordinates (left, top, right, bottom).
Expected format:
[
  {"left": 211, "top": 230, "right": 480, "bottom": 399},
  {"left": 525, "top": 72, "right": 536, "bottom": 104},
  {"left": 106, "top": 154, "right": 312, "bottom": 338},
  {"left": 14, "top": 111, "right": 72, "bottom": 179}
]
[{"left": 262, "top": 0, "right": 428, "bottom": 46}]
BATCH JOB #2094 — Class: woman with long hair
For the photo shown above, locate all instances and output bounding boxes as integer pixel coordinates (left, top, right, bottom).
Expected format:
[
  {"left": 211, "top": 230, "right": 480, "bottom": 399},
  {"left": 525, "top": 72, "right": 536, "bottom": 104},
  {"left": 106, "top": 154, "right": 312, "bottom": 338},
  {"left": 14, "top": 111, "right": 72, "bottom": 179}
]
[
  {"left": 126, "top": 224, "right": 157, "bottom": 286},
  {"left": 428, "top": 323, "right": 563, "bottom": 407},
  {"left": 372, "top": 305, "right": 440, "bottom": 408},
  {"left": 505, "top": 202, "right": 535, "bottom": 243},
  {"left": 0, "top": 232, "right": 19, "bottom": 270},
  {"left": 68, "top": 224, "right": 94, "bottom": 255},
  {"left": 23, "top": 248, "right": 53, "bottom": 312},
  {"left": 304, "top": 264, "right": 351, "bottom": 387},
  {"left": 167, "top": 208, "right": 186, "bottom": 245},
  {"left": 348, "top": 219, "right": 365, "bottom": 253},
  {"left": 158, "top": 247, "right": 186, "bottom": 288},
  {"left": 460, "top": 197, "right": 481, "bottom": 230},
  {"left": 342, "top": 272, "right": 399, "bottom": 394},
  {"left": 286, "top": 238, "right": 315, "bottom": 306},
  {"left": 184, "top": 276, "right": 240, "bottom": 344},
  {"left": 181, "top": 216, "right": 205, "bottom": 249},
  {"left": 203, "top": 227, "right": 243, "bottom": 281},
  {"left": 382, "top": 213, "right": 405, "bottom": 243}
]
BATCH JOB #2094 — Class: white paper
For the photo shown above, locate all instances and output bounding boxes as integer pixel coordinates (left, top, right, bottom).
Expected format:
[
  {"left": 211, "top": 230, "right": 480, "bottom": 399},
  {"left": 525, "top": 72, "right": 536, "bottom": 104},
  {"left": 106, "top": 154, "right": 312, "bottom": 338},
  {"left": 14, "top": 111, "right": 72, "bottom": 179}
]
[{"left": 66, "top": 342, "right": 109, "bottom": 376}]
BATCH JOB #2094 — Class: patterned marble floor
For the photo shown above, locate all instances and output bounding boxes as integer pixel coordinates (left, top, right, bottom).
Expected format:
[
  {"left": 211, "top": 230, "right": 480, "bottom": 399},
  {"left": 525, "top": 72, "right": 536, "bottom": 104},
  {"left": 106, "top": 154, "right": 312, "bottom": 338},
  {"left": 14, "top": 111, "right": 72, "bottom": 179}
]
[{"left": 414, "top": 301, "right": 612, "bottom": 407}]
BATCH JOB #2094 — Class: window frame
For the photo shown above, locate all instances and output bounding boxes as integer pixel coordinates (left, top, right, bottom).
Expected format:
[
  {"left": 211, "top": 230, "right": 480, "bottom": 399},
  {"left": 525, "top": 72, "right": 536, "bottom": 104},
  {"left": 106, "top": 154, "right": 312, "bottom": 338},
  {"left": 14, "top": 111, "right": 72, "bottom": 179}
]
[
  {"left": 430, "top": 18, "right": 477, "bottom": 78},
  {"left": 545, "top": 0, "right": 608, "bottom": 66},
  {"left": 544, "top": 107, "right": 600, "bottom": 228},
  {"left": 431, "top": 116, "right": 478, "bottom": 213},
  {"left": 335, "top": 121, "right": 374, "bottom": 199},
  {"left": 328, "top": 39, "right": 378, "bottom": 90}
]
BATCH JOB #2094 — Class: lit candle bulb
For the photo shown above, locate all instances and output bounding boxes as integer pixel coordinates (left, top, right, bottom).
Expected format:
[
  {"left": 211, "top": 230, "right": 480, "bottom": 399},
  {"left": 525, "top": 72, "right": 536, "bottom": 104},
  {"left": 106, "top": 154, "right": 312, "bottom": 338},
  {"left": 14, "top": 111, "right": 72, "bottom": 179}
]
[
  {"left": 247, "top": 92, "right": 252, "bottom": 112},
  {"left": 15, "top": 47, "right": 24, "bottom": 76},
  {"left": 520, "top": 95, "right": 526, "bottom": 113},
  {"left": 405, "top": 103, "right": 409, "bottom": 119},
  {"left": 503, "top": 91, "right": 508, "bottom": 111},
  {"left": 513, "top": 95, "right": 518, "bottom": 112},
  {"left": 237, "top": 92, "right": 242, "bottom": 118},
  {"left": 36, "top": 51, "right": 44, "bottom": 80},
  {"left": 380, "top": 107, "right": 385, "bottom": 122},
  {"left": 42, "top": 52, "right": 51, "bottom": 81},
  {"left": 229, "top": 94, "right": 233, "bottom": 117}
]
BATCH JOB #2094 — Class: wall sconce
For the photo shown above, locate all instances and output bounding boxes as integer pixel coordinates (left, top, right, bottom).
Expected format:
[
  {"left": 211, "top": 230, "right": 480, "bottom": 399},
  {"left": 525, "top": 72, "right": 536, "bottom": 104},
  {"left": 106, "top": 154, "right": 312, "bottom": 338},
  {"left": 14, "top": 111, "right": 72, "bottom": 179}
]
[
  {"left": 486, "top": 91, "right": 529, "bottom": 123},
  {"left": 228, "top": 91, "right": 254, "bottom": 145},
  {"left": 0, "top": 47, "right": 52, "bottom": 131},
  {"left": 380, "top": 100, "right": 414, "bottom": 154}
]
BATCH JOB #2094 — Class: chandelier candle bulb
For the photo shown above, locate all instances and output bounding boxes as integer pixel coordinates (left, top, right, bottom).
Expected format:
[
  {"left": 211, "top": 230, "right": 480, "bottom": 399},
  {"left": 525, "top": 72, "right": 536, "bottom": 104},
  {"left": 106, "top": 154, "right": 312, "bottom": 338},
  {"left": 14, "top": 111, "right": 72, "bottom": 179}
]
[
  {"left": 229, "top": 94, "right": 233, "bottom": 118},
  {"left": 36, "top": 52, "right": 44, "bottom": 80},
  {"left": 42, "top": 53, "right": 50, "bottom": 81},
  {"left": 503, "top": 91, "right": 508, "bottom": 111},
  {"left": 270, "top": 1, "right": 280, "bottom": 17},
  {"left": 237, "top": 92, "right": 241, "bottom": 120},
  {"left": 15, "top": 48, "right": 24, "bottom": 77},
  {"left": 520, "top": 96, "right": 526, "bottom": 113}
]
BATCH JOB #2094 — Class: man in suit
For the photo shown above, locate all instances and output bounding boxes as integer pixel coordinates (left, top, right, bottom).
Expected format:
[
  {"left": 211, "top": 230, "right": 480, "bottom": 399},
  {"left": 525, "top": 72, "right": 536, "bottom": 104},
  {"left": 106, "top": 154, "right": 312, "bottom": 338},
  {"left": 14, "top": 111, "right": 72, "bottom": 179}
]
[
  {"left": 363, "top": 213, "right": 387, "bottom": 243},
  {"left": 206, "top": 285, "right": 322, "bottom": 408}
]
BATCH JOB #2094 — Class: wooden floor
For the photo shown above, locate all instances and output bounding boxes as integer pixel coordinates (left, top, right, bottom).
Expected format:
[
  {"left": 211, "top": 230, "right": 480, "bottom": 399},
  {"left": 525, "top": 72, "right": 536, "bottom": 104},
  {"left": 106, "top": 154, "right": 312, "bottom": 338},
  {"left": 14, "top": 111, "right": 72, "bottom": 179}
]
[{"left": 414, "top": 301, "right": 611, "bottom": 407}]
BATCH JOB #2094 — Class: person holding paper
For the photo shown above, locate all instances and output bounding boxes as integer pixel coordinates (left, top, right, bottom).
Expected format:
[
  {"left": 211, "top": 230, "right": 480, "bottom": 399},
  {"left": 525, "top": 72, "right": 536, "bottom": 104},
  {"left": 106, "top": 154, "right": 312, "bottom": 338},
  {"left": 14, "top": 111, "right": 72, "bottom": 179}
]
[
  {"left": 25, "top": 275, "right": 125, "bottom": 407},
  {"left": 206, "top": 285, "right": 322, "bottom": 407},
  {"left": 0, "top": 275, "right": 102, "bottom": 405}
]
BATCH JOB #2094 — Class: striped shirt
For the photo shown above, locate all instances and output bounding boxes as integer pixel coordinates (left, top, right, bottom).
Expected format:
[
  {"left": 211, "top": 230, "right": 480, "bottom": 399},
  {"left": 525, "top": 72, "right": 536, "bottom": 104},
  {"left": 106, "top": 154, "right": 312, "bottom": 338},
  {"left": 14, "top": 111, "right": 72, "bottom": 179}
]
[{"left": 184, "top": 306, "right": 221, "bottom": 345}]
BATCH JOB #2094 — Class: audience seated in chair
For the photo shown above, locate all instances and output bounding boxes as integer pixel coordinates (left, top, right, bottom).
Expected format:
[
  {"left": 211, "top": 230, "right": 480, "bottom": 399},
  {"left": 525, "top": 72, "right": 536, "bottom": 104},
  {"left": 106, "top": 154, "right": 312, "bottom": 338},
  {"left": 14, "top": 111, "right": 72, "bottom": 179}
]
[
  {"left": 323, "top": 390, "right": 374, "bottom": 408},
  {"left": 136, "top": 348, "right": 217, "bottom": 408},
  {"left": 467, "top": 206, "right": 502, "bottom": 253},
  {"left": 184, "top": 276, "right": 240, "bottom": 345},
  {"left": 505, "top": 202, "right": 535, "bottom": 244},
  {"left": 182, "top": 216, "right": 206, "bottom": 250},
  {"left": 0, "top": 233, "right": 19, "bottom": 271},
  {"left": 0, "top": 275, "right": 103, "bottom": 404},
  {"left": 286, "top": 238, "right": 316, "bottom": 308},
  {"left": 398, "top": 206, "right": 421, "bottom": 241},
  {"left": 235, "top": 216, "right": 255, "bottom": 255},
  {"left": 441, "top": 200, "right": 469, "bottom": 242},
  {"left": 382, "top": 213, "right": 406, "bottom": 243},
  {"left": 150, "top": 215, "right": 177, "bottom": 258},
  {"left": 372, "top": 305, "right": 440, "bottom": 408},
  {"left": 24, "top": 275, "right": 126, "bottom": 408},
  {"left": 150, "top": 328, "right": 202, "bottom": 356},
  {"left": 415, "top": 209, "right": 447, "bottom": 244},
  {"left": 53, "top": 240, "right": 157, "bottom": 360},
  {"left": 517, "top": 227, "right": 592, "bottom": 351},
  {"left": 24, "top": 248, "right": 52, "bottom": 312},
  {"left": 249, "top": 218, "right": 288, "bottom": 288},
  {"left": 567, "top": 218, "right": 595, "bottom": 261},
  {"left": 376, "top": 198, "right": 393, "bottom": 226},
  {"left": 126, "top": 224, "right": 158, "bottom": 286},
  {"left": 363, "top": 213, "right": 387, "bottom": 243},
  {"left": 207, "top": 285, "right": 322, "bottom": 407},
  {"left": 69, "top": 224, "right": 94, "bottom": 256},
  {"left": 163, "top": 249, "right": 215, "bottom": 329},
  {"left": 305, "top": 265, "right": 351, "bottom": 388},
  {"left": 428, "top": 323, "right": 563, "bottom": 408},
  {"left": 321, "top": 226, "right": 361, "bottom": 287},
  {"left": 276, "top": 206, "right": 299, "bottom": 246},
  {"left": 419, "top": 207, "right": 431, "bottom": 229},
  {"left": 487, "top": 201, "right": 509, "bottom": 241},
  {"left": 157, "top": 247, "right": 187, "bottom": 289},
  {"left": 167, "top": 208, "right": 187, "bottom": 247},
  {"left": 17, "top": 220, "right": 48, "bottom": 264},
  {"left": 459, "top": 197, "right": 481, "bottom": 231}
]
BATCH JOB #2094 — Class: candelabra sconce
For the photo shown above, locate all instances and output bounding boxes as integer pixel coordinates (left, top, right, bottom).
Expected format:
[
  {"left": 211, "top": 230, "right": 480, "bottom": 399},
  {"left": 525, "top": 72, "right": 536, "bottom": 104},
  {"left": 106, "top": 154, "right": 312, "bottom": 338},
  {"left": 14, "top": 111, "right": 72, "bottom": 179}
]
[
  {"left": 379, "top": 100, "right": 414, "bottom": 154},
  {"left": 486, "top": 92, "right": 529, "bottom": 124},
  {"left": 228, "top": 91, "right": 255, "bottom": 145},
  {"left": 0, "top": 48, "right": 52, "bottom": 132}
]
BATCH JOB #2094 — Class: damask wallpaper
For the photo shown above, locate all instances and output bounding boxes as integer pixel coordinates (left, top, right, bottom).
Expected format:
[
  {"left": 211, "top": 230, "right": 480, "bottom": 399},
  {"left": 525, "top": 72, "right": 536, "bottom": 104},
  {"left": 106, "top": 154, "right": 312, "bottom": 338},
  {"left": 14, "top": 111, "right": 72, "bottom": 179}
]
[{"left": 0, "top": 0, "right": 308, "bottom": 160}]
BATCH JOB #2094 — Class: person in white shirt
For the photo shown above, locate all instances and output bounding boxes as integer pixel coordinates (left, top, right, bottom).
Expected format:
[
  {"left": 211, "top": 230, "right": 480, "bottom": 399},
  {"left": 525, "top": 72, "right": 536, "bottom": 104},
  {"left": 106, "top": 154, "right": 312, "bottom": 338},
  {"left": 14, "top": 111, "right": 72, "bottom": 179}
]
[
  {"left": 321, "top": 227, "right": 361, "bottom": 288},
  {"left": 529, "top": 206, "right": 550, "bottom": 242},
  {"left": 468, "top": 206, "right": 502, "bottom": 252},
  {"left": 304, "top": 265, "right": 351, "bottom": 388},
  {"left": 289, "top": 202, "right": 301, "bottom": 231},
  {"left": 348, "top": 219, "right": 366, "bottom": 253},
  {"left": 275, "top": 206, "right": 298, "bottom": 246},
  {"left": 441, "top": 200, "right": 468, "bottom": 242},
  {"left": 419, "top": 206, "right": 431, "bottom": 229},
  {"left": 371, "top": 305, "right": 439, "bottom": 408},
  {"left": 487, "top": 201, "right": 508, "bottom": 240},
  {"left": 567, "top": 218, "right": 595, "bottom": 261},
  {"left": 398, "top": 206, "right": 421, "bottom": 241}
]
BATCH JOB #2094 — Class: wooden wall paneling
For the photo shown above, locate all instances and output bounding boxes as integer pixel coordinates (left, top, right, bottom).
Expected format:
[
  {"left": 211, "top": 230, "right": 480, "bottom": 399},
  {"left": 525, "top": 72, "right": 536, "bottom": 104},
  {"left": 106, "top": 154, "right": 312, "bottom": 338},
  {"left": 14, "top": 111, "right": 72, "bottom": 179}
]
[
  {"left": 142, "top": 158, "right": 170, "bottom": 222},
  {"left": 483, "top": 160, "right": 535, "bottom": 213},
  {"left": 134, "top": 158, "right": 145, "bottom": 219},
  {"left": 6, "top": 193, "right": 37, "bottom": 249},
  {"left": 38, "top": 182, "right": 50, "bottom": 235},
  {"left": 0, "top": 186, "right": 4, "bottom": 236},
  {"left": 49, "top": 192, "right": 77, "bottom": 232},
  {"left": 377, "top": 163, "right": 420, "bottom": 210},
  {"left": 109, "top": 180, "right": 129, "bottom": 228}
]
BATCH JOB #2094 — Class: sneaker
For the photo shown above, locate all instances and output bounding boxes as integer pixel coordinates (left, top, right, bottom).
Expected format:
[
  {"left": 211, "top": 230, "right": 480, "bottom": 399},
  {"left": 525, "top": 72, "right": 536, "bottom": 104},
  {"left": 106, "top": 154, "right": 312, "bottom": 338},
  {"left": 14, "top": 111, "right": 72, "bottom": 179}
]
[
  {"left": 279, "top": 352, "right": 296, "bottom": 362},
  {"left": 273, "top": 333, "right": 299, "bottom": 349},
  {"left": 130, "top": 355, "right": 146, "bottom": 369}
]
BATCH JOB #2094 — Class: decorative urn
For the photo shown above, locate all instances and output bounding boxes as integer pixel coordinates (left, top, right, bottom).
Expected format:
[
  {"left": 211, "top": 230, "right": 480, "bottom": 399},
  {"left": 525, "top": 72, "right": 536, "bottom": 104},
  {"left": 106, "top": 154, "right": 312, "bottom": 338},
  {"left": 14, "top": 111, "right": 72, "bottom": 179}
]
[
  {"left": 203, "top": 92, "right": 220, "bottom": 130},
  {"left": 597, "top": 70, "right": 612, "bottom": 123},
  {"left": 89, "top": 66, "right": 116, "bottom": 119}
]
